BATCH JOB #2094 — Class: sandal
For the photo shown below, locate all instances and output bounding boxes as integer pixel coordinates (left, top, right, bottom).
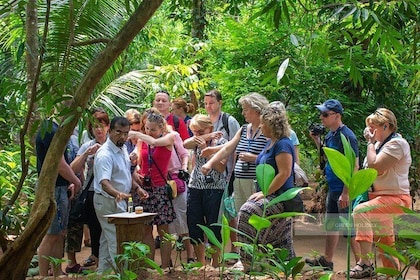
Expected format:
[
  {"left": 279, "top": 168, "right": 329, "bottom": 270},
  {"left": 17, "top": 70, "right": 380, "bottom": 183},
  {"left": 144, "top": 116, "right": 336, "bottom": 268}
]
[{"left": 349, "top": 263, "right": 375, "bottom": 279}]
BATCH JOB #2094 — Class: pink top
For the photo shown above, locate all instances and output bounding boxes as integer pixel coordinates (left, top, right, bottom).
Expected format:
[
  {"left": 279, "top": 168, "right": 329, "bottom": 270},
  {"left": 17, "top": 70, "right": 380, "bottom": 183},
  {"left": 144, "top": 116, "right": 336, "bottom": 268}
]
[
  {"left": 139, "top": 141, "right": 172, "bottom": 187},
  {"left": 168, "top": 131, "right": 188, "bottom": 174}
]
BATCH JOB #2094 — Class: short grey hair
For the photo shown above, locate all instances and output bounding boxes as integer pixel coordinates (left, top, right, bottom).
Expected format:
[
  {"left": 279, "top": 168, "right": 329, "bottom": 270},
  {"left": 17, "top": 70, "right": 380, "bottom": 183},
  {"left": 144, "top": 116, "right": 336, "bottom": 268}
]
[{"left": 239, "top": 92, "right": 269, "bottom": 114}]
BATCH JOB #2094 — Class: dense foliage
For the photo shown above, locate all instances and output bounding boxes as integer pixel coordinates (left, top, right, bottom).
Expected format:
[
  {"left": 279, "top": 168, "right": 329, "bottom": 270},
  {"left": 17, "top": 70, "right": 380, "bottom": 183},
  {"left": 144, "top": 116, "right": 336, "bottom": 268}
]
[{"left": 0, "top": 0, "right": 418, "bottom": 259}]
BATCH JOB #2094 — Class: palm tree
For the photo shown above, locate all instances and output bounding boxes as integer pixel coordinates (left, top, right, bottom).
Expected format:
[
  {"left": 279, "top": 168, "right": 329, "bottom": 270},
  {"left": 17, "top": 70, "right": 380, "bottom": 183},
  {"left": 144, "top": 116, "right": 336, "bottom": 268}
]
[{"left": 0, "top": 1, "right": 163, "bottom": 278}]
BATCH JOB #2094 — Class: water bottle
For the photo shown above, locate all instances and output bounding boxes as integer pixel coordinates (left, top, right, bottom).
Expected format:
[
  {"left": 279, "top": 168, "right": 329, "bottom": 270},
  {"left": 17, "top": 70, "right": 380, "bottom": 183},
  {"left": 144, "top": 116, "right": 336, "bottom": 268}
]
[{"left": 127, "top": 197, "right": 133, "bottom": 213}]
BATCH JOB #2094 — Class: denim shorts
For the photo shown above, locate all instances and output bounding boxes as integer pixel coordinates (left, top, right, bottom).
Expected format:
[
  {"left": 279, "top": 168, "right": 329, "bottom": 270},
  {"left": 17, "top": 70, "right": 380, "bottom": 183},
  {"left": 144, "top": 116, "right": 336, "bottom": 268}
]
[
  {"left": 187, "top": 188, "right": 224, "bottom": 245},
  {"left": 324, "top": 190, "right": 352, "bottom": 233},
  {"left": 48, "top": 185, "right": 70, "bottom": 235}
]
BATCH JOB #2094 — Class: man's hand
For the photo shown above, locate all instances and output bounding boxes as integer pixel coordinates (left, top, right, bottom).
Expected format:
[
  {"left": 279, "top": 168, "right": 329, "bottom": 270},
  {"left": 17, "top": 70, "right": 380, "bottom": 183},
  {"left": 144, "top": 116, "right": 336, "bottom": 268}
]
[
  {"left": 115, "top": 192, "right": 131, "bottom": 202},
  {"left": 338, "top": 192, "right": 349, "bottom": 209}
]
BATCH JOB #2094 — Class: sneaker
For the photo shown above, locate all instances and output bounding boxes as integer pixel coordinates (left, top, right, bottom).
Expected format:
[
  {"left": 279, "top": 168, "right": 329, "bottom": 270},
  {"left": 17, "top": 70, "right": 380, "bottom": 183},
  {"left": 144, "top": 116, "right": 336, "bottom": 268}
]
[{"left": 305, "top": 256, "right": 334, "bottom": 271}]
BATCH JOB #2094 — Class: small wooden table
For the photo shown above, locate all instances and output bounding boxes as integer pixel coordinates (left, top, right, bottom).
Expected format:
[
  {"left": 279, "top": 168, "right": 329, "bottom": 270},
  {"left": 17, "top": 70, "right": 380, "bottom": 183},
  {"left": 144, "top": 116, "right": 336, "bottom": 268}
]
[{"left": 104, "top": 212, "right": 156, "bottom": 254}]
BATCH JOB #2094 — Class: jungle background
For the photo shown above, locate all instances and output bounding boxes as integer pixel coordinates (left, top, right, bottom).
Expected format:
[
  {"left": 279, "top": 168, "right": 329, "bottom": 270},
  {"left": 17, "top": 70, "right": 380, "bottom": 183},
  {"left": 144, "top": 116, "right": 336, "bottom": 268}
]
[{"left": 0, "top": 0, "right": 419, "bottom": 278}]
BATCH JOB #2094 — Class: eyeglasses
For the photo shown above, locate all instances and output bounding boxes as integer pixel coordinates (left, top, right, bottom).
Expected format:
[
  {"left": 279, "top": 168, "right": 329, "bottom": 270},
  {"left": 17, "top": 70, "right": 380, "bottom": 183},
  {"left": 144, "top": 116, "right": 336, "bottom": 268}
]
[{"left": 320, "top": 112, "right": 338, "bottom": 118}]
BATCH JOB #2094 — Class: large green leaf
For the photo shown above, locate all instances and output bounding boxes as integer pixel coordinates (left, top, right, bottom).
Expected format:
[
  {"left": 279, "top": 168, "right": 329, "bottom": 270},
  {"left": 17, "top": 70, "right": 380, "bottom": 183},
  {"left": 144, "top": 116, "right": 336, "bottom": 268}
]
[
  {"left": 266, "top": 187, "right": 309, "bottom": 208},
  {"left": 256, "top": 164, "right": 275, "bottom": 196},
  {"left": 197, "top": 224, "right": 222, "bottom": 250},
  {"left": 348, "top": 168, "right": 377, "bottom": 200},
  {"left": 249, "top": 214, "right": 271, "bottom": 231},
  {"left": 221, "top": 214, "right": 230, "bottom": 249},
  {"left": 340, "top": 133, "right": 356, "bottom": 172},
  {"left": 323, "top": 147, "right": 351, "bottom": 186}
]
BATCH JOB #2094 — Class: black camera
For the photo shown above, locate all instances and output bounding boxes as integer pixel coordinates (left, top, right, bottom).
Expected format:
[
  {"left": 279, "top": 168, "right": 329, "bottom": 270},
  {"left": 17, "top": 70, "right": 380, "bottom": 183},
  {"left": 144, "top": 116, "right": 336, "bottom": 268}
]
[
  {"left": 205, "top": 175, "right": 214, "bottom": 184},
  {"left": 178, "top": 169, "right": 190, "bottom": 182},
  {"left": 309, "top": 123, "right": 326, "bottom": 135},
  {"left": 143, "top": 175, "right": 151, "bottom": 187},
  {"left": 241, "top": 162, "right": 249, "bottom": 171}
]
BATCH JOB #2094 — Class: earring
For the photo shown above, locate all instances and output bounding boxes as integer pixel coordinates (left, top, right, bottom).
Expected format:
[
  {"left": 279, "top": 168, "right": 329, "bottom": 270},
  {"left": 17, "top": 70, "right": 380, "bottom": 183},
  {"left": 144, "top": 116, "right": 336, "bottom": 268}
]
[{"left": 383, "top": 125, "right": 387, "bottom": 130}]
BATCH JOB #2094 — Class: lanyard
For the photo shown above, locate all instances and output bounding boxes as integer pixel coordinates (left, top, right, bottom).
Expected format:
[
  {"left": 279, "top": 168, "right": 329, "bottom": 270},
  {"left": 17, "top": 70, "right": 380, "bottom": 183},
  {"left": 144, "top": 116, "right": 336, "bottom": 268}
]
[{"left": 247, "top": 126, "right": 260, "bottom": 152}]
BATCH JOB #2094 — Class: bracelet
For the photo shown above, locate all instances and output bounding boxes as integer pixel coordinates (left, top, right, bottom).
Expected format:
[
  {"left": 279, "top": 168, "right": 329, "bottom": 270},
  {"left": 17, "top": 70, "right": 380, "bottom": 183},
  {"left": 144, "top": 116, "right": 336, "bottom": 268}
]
[{"left": 367, "top": 142, "right": 374, "bottom": 146}]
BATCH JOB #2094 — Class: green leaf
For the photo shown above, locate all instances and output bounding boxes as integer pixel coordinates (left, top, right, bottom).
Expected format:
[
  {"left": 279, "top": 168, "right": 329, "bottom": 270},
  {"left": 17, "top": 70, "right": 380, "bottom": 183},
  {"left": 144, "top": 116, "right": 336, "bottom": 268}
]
[
  {"left": 198, "top": 225, "right": 222, "bottom": 250},
  {"left": 221, "top": 214, "right": 230, "bottom": 249},
  {"left": 348, "top": 169, "right": 377, "bottom": 200},
  {"left": 340, "top": 133, "right": 356, "bottom": 172},
  {"left": 323, "top": 147, "right": 351, "bottom": 186},
  {"left": 266, "top": 187, "right": 308, "bottom": 208},
  {"left": 376, "top": 243, "right": 407, "bottom": 264},
  {"left": 256, "top": 164, "right": 275, "bottom": 196},
  {"left": 375, "top": 267, "right": 400, "bottom": 276},
  {"left": 249, "top": 214, "right": 271, "bottom": 231}
]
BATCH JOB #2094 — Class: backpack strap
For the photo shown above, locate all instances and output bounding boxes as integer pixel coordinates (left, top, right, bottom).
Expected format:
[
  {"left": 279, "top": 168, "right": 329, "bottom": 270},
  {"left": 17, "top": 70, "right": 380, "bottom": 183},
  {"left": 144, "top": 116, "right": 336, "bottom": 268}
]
[
  {"left": 221, "top": 112, "right": 230, "bottom": 137},
  {"left": 173, "top": 115, "right": 180, "bottom": 132}
]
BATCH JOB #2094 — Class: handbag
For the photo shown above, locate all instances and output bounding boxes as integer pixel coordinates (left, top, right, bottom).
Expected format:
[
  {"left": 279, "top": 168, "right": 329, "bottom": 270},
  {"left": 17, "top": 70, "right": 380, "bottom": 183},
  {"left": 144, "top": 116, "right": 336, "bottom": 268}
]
[
  {"left": 294, "top": 163, "right": 309, "bottom": 187},
  {"left": 166, "top": 179, "right": 177, "bottom": 200},
  {"left": 69, "top": 175, "right": 93, "bottom": 222}
]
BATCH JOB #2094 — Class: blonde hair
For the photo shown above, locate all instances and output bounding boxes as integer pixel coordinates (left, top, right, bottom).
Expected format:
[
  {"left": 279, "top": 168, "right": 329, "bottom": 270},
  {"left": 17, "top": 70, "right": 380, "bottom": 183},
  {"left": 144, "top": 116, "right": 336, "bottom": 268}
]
[
  {"left": 125, "top": 108, "right": 141, "bottom": 123},
  {"left": 260, "top": 106, "right": 290, "bottom": 139},
  {"left": 239, "top": 92, "right": 269, "bottom": 114},
  {"left": 365, "top": 108, "right": 398, "bottom": 132},
  {"left": 189, "top": 114, "right": 213, "bottom": 131},
  {"left": 143, "top": 108, "right": 168, "bottom": 132}
]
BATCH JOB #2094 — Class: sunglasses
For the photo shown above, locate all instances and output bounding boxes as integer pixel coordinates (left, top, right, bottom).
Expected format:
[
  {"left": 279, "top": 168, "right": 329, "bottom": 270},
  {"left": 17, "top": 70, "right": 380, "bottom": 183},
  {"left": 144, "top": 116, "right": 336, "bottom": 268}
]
[{"left": 320, "top": 112, "right": 338, "bottom": 118}]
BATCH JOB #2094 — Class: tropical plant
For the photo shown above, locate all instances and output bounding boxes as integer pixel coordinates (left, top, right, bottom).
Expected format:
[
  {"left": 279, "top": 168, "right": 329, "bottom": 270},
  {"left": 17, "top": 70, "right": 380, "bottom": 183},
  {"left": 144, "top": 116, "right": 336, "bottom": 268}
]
[
  {"left": 200, "top": 163, "right": 311, "bottom": 279},
  {"left": 323, "top": 133, "right": 377, "bottom": 279},
  {"left": 106, "top": 241, "right": 162, "bottom": 280},
  {"left": 0, "top": 1, "right": 165, "bottom": 278}
]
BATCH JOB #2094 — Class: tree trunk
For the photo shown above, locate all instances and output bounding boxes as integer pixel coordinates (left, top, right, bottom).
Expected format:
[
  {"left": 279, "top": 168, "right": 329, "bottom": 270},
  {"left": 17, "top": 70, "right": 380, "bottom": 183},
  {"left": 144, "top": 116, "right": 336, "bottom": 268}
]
[
  {"left": 0, "top": 1, "right": 163, "bottom": 278},
  {"left": 191, "top": 0, "right": 206, "bottom": 40}
]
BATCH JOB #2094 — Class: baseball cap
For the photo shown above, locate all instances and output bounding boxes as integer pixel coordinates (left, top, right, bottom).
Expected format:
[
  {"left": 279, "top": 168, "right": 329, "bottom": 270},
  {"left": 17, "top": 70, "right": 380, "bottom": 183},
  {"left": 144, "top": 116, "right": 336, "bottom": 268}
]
[{"left": 316, "top": 99, "right": 343, "bottom": 115}]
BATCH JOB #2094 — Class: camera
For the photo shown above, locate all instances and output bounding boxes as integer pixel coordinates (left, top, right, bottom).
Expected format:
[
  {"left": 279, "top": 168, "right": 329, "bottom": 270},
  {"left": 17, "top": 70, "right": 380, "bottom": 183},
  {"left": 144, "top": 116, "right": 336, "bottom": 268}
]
[
  {"left": 309, "top": 123, "right": 326, "bottom": 135},
  {"left": 205, "top": 175, "right": 214, "bottom": 184},
  {"left": 178, "top": 169, "right": 190, "bottom": 182},
  {"left": 241, "top": 162, "right": 249, "bottom": 171},
  {"left": 143, "top": 175, "right": 151, "bottom": 187}
]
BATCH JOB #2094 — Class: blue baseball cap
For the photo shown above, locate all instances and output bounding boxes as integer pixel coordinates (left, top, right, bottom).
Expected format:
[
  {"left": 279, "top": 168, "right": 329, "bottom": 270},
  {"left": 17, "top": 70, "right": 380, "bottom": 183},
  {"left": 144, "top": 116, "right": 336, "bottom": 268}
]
[{"left": 316, "top": 99, "right": 343, "bottom": 115}]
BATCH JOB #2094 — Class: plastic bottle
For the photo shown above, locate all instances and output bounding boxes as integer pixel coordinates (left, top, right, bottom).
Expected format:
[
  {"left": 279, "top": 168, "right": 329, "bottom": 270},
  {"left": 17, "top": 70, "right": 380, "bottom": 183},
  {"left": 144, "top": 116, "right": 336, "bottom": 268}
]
[{"left": 127, "top": 197, "right": 133, "bottom": 213}]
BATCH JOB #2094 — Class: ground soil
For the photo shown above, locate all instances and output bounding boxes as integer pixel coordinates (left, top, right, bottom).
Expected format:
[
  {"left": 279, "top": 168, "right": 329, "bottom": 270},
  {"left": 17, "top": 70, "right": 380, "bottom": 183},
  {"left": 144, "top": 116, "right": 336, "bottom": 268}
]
[{"left": 25, "top": 192, "right": 420, "bottom": 280}]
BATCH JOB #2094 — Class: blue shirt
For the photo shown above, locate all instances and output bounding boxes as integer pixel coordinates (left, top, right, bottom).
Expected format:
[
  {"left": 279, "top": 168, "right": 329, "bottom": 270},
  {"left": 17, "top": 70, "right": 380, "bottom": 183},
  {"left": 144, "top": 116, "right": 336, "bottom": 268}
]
[
  {"left": 324, "top": 125, "right": 359, "bottom": 192},
  {"left": 256, "top": 137, "right": 295, "bottom": 192}
]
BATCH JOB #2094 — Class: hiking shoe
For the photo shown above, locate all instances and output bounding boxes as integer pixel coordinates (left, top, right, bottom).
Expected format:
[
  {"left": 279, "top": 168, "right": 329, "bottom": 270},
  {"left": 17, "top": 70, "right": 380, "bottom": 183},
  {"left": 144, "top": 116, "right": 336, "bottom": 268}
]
[{"left": 305, "top": 256, "right": 334, "bottom": 271}]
